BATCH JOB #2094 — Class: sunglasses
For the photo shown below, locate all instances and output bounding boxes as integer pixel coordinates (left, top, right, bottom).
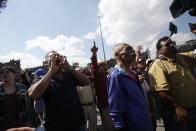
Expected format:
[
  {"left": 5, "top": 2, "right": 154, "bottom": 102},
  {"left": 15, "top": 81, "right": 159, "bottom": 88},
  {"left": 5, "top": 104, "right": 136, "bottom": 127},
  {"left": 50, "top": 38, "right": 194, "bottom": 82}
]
[
  {"left": 119, "top": 50, "right": 136, "bottom": 56},
  {"left": 165, "top": 41, "right": 176, "bottom": 47}
]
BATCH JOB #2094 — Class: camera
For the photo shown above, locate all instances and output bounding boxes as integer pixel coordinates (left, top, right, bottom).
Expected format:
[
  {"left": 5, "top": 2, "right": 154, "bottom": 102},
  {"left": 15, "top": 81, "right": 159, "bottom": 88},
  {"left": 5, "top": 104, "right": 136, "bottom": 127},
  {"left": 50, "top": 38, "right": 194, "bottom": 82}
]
[
  {"left": 189, "top": 23, "right": 196, "bottom": 34},
  {"left": 170, "top": 0, "right": 196, "bottom": 18},
  {"left": 55, "top": 54, "right": 61, "bottom": 65},
  {"left": 169, "top": 22, "right": 177, "bottom": 35}
]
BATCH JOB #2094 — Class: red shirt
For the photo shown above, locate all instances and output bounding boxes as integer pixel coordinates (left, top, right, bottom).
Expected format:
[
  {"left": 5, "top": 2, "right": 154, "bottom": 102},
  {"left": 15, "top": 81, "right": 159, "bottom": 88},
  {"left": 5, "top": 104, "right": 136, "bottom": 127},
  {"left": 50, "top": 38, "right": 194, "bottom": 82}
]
[{"left": 91, "top": 55, "right": 109, "bottom": 108}]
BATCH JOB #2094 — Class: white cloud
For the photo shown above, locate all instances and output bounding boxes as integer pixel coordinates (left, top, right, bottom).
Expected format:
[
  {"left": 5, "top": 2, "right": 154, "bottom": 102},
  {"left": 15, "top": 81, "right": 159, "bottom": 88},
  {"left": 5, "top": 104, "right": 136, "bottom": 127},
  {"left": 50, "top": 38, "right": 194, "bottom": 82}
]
[
  {"left": 83, "top": 31, "right": 99, "bottom": 40},
  {"left": 145, "top": 40, "right": 157, "bottom": 59},
  {"left": 0, "top": 52, "right": 42, "bottom": 69},
  {"left": 25, "top": 35, "right": 92, "bottom": 67},
  {"left": 0, "top": 51, "right": 91, "bottom": 69},
  {"left": 95, "top": 0, "right": 173, "bottom": 46},
  {"left": 171, "top": 32, "right": 195, "bottom": 45},
  {"left": 25, "top": 35, "right": 86, "bottom": 57}
]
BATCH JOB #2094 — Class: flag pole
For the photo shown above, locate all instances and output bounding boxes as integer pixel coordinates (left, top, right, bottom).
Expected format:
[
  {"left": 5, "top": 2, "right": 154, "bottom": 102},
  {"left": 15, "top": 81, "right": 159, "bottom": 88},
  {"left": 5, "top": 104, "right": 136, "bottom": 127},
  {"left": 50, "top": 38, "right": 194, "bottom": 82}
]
[{"left": 98, "top": 16, "right": 106, "bottom": 61}]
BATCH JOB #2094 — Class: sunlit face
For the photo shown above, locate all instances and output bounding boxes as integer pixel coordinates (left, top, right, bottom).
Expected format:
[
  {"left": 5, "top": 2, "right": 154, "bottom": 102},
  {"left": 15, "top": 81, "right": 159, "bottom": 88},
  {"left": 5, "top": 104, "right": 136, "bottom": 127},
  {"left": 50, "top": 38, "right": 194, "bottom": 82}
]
[
  {"left": 46, "top": 52, "right": 61, "bottom": 67},
  {"left": 48, "top": 52, "right": 59, "bottom": 62},
  {"left": 1, "top": 69, "right": 15, "bottom": 82},
  {"left": 118, "top": 45, "right": 136, "bottom": 64},
  {"left": 160, "top": 40, "right": 177, "bottom": 58}
]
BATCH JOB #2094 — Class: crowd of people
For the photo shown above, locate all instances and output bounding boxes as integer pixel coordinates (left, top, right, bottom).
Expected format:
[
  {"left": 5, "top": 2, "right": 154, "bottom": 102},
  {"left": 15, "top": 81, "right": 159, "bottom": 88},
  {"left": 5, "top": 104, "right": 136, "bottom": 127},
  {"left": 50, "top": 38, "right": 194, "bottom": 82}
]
[{"left": 0, "top": 36, "right": 195, "bottom": 131}]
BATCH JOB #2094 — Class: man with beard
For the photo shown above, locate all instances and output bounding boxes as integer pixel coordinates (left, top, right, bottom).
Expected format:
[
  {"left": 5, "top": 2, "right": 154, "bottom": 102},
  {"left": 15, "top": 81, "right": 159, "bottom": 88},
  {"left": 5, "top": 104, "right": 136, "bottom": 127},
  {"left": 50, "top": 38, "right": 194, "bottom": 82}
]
[
  {"left": 148, "top": 36, "right": 196, "bottom": 131},
  {"left": 107, "top": 43, "right": 153, "bottom": 131}
]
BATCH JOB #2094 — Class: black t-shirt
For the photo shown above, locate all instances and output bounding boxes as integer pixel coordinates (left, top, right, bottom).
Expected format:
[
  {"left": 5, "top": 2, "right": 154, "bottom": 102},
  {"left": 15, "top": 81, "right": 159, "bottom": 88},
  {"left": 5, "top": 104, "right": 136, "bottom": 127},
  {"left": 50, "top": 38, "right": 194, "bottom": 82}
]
[
  {"left": 33, "top": 72, "right": 85, "bottom": 131},
  {"left": 1, "top": 93, "right": 25, "bottom": 131}
]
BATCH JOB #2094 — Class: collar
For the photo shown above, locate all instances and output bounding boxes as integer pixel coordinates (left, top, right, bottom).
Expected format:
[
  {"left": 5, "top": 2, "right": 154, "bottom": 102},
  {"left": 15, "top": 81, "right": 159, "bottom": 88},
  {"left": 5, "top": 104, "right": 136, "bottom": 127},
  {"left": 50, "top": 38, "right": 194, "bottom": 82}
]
[
  {"left": 114, "top": 65, "right": 129, "bottom": 76},
  {"left": 159, "top": 55, "right": 176, "bottom": 62},
  {"left": 114, "top": 65, "right": 139, "bottom": 82},
  {"left": 0, "top": 82, "right": 26, "bottom": 95}
]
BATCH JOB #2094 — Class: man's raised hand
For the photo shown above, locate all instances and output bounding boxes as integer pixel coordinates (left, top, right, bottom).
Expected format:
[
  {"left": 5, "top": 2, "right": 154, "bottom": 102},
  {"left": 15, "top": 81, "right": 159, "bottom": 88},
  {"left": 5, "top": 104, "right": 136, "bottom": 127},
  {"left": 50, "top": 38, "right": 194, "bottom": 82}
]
[{"left": 91, "top": 41, "right": 98, "bottom": 54}]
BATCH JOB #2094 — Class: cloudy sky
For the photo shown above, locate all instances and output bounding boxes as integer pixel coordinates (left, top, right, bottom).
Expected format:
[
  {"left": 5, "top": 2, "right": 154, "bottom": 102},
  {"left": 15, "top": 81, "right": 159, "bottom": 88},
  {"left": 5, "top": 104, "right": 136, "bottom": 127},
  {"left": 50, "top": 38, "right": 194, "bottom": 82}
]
[{"left": 0, "top": 0, "right": 195, "bottom": 69}]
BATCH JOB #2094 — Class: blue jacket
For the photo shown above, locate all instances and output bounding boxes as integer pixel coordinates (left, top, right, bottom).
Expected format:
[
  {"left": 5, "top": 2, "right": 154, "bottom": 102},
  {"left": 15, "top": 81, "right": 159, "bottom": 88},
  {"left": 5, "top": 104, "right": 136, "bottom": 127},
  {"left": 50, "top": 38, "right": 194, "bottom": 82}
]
[{"left": 107, "top": 65, "right": 153, "bottom": 131}]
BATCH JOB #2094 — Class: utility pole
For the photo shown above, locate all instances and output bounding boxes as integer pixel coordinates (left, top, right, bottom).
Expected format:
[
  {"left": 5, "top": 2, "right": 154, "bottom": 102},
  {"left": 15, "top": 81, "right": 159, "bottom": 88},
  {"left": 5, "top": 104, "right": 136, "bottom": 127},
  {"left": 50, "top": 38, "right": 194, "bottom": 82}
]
[{"left": 98, "top": 16, "right": 106, "bottom": 61}]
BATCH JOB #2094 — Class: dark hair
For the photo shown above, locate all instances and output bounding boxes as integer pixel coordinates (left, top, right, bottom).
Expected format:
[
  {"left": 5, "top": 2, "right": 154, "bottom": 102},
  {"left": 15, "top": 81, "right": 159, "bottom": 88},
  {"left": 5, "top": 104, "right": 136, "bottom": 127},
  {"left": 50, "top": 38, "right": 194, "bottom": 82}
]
[
  {"left": 27, "top": 70, "right": 34, "bottom": 76},
  {"left": 156, "top": 36, "right": 170, "bottom": 51},
  {"left": 0, "top": 66, "right": 16, "bottom": 74}
]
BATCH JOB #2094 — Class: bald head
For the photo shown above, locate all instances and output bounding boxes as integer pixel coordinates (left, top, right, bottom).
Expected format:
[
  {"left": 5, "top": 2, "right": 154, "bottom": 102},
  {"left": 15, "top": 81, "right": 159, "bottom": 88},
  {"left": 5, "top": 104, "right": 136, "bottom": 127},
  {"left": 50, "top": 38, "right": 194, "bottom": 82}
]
[
  {"left": 113, "top": 43, "right": 135, "bottom": 67},
  {"left": 113, "top": 43, "right": 130, "bottom": 58}
]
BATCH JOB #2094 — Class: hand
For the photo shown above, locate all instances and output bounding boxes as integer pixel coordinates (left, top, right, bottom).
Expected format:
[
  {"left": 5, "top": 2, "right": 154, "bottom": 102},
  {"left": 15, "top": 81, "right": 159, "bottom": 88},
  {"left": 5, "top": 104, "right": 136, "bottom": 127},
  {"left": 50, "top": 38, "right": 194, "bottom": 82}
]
[
  {"left": 49, "top": 54, "right": 62, "bottom": 75},
  {"left": 61, "top": 56, "right": 71, "bottom": 71},
  {"left": 135, "top": 45, "right": 143, "bottom": 56},
  {"left": 175, "top": 106, "right": 188, "bottom": 121},
  {"left": 91, "top": 41, "right": 98, "bottom": 54},
  {"left": 139, "top": 74, "right": 145, "bottom": 83},
  {"left": 6, "top": 127, "right": 35, "bottom": 131}
]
